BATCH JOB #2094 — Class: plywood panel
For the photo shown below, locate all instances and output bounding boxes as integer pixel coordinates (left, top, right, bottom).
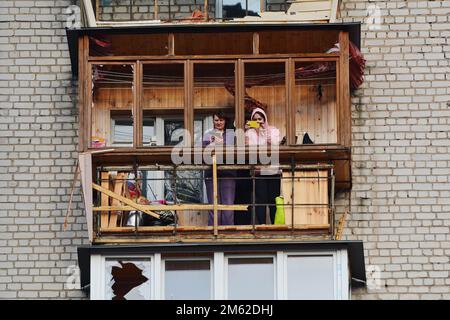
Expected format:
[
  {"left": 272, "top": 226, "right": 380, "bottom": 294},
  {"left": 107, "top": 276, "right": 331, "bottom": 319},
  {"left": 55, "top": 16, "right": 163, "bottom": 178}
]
[
  {"left": 294, "top": 79, "right": 337, "bottom": 144},
  {"left": 177, "top": 210, "right": 209, "bottom": 227},
  {"left": 282, "top": 170, "right": 328, "bottom": 226},
  {"left": 174, "top": 32, "right": 253, "bottom": 55},
  {"left": 259, "top": 30, "right": 340, "bottom": 54},
  {"left": 143, "top": 87, "right": 184, "bottom": 109},
  {"left": 194, "top": 87, "right": 234, "bottom": 109}
]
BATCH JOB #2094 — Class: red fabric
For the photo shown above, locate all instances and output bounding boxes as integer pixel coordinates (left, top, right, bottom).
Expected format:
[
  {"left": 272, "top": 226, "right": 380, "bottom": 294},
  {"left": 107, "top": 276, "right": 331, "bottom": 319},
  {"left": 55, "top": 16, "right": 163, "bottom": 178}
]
[{"left": 349, "top": 41, "right": 366, "bottom": 90}]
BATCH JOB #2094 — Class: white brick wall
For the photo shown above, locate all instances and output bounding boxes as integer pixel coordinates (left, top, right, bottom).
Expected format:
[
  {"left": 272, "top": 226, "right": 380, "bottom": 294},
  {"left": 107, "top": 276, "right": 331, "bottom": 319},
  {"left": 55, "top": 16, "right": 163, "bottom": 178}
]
[
  {"left": 337, "top": 0, "right": 450, "bottom": 299},
  {"left": 0, "top": 0, "right": 87, "bottom": 299},
  {"left": 0, "top": 0, "right": 449, "bottom": 300}
]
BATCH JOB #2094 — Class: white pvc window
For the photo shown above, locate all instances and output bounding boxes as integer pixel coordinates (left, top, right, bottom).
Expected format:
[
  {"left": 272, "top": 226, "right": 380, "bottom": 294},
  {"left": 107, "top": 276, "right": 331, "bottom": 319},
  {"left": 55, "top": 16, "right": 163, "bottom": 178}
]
[
  {"left": 286, "top": 255, "right": 334, "bottom": 299},
  {"left": 90, "top": 250, "right": 349, "bottom": 300},
  {"left": 163, "top": 259, "right": 213, "bottom": 300},
  {"left": 226, "top": 256, "right": 275, "bottom": 300}
]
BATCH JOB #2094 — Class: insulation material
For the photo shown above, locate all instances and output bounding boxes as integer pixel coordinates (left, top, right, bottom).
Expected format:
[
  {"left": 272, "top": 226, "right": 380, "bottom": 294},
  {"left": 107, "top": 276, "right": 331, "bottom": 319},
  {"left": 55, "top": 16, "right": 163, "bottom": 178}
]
[{"left": 105, "top": 260, "right": 151, "bottom": 300}]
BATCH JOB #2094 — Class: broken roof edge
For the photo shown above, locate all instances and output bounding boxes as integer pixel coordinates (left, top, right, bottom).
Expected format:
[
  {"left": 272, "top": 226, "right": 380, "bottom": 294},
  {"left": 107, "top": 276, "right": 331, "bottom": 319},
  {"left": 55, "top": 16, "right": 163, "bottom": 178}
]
[
  {"left": 66, "top": 21, "right": 361, "bottom": 77},
  {"left": 77, "top": 240, "right": 366, "bottom": 295}
]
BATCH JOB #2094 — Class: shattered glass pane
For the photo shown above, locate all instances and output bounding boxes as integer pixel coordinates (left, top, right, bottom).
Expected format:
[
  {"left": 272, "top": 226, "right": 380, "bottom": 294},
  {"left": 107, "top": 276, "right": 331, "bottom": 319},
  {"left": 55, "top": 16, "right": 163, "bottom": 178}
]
[{"left": 105, "top": 259, "right": 151, "bottom": 300}]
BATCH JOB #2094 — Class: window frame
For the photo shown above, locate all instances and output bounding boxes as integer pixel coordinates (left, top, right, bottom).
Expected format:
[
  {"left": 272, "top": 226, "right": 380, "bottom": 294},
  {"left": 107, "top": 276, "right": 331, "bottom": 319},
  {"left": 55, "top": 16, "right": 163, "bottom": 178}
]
[
  {"left": 90, "top": 249, "right": 349, "bottom": 300},
  {"left": 88, "top": 61, "right": 138, "bottom": 149},
  {"left": 161, "top": 256, "right": 215, "bottom": 300},
  {"left": 86, "top": 56, "right": 342, "bottom": 151},
  {"left": 291, "top": 57, "right": 340, "bottom": 146},
  {"left": 224, "top": 254, "right": 277, "bottom": 300}
]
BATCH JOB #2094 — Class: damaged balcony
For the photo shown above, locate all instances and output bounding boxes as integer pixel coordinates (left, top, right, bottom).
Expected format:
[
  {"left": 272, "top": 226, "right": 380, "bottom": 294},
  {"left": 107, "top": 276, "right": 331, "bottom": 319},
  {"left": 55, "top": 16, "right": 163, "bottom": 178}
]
[
  {"left": 67, "top": 23, "right": 364, "bottom": 244},
  {"left": 80, "top": 0, "right": 342, "bottom": 27},
  {"left": 80, "top": 159, "right": 336, "bottom": 243}
]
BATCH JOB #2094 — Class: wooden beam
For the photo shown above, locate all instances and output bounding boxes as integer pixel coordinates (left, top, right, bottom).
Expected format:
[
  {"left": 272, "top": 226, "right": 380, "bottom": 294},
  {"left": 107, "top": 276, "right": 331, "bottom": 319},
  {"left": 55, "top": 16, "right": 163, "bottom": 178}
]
[
  {"left": 185, "top": 60, "right": 193, "bottom": 146},
  {"left": 108, "top": 172, "right": 125, "bottom": 228},
  {"left": 134, "top": 62, "right": 142, "bottom": 147},
  {"left": 252, "top": 32, "right": 259, "bottom": 55},
  {"left": 213, "top": 154, "right": 218, "bottom": 236},
  {"left": 168, "top": 33, "right": 174, "bottom": 56},
  {"left": 338, "top": 31, "right": 351, "bottom": 148},
  {"left": 95, "top": 0, "right": 99, "bottom": 21},
  {"left": 79, "top": 152, "right": 93, "bottom": 242},
  {"left": 97, "top": 224, "right": 330, "bottom": 233},
  {"left": 93, "top": 204, "right": 249, "bottom": 211},
  {"left": 100, "top": 172, "right": 110, "bottom": 228},
  {"left": 82, "top": 0, "right": 97, "bottom": 27},
  {"left": 92, "top": 182, "right": 160, "bottom": 219},
  {"left": 77, "top": 36, "right": 85, "bottom": 152},
  {"left": 330, "top": 0, "right": 340, "bottom": 23}
]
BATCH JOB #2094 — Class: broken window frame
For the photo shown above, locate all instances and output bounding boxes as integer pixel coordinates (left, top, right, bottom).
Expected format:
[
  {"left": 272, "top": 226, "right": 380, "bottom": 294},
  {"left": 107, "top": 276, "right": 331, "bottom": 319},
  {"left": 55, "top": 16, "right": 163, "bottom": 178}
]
[
  {"left": 90, "top": 249, "right": 349, "bottom": 299},
  {"left": 103, "top": 256, "right": 154, "bottom": 300}
]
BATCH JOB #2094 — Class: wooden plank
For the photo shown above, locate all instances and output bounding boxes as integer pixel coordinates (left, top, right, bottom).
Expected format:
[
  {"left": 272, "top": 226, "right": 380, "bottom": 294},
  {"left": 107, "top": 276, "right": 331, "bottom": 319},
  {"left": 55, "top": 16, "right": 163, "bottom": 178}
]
[
  {"left": 177, "top": 210, "right": 208, "bottom": 227},
  {"left": 185, "top": 61, "right": 193, "bottom": 147},
  {"left": 95, "top": 0, "right": 99, "bottom": 20},
  {"left": 94, "top": 234, "right": 331, "bottom": 244},
  {"left": 282, "top": 170, "right": 329, "bottom": 226},
  {"left": 168, "top": 33, "right": 174, "bottom": 56},
  {"left": 100, "top": 172, "right": 110, "bottom": 228},
  {"left": 154, "top": 0, "right": 158, "bottom": 20},
  {"left": 92, "top": 182, "right": 161, "bottom": 219},
  {"left": 253, "top": 32, "right": 259, "bottom": 55},
  {"left": 330, "top": 0, "right": 340, "bottom": 23},
  {"left": 79, "top": 152, "right": 93, "bottom": 242},
  {"left": 108, "top": 172, "right": 125, "bottom": 228},
  {"left": 213, "top": 154, "right": 218, "bottom": 236},
  {"left": 338, "top": 31, "right": 351, "bottom": 148},
  {"left": 82, "top": 0, "right": 97, "bottom": 27},
  {"left": 99, "top": 224, "right": 330, "bottom": 233},
  {"left": 134, "top": 62, "right": 142, "bottom": 147},
  {"left": 93, "top": 204, "right": 249, "bottom": 211},
  {"left": 87, "top": 53, "right": 341, "bottom": 62}
]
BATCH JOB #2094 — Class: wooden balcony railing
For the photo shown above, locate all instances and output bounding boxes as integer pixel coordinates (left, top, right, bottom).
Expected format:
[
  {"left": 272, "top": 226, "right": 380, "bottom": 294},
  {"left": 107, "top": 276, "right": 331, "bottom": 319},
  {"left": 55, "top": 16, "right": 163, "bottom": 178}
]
[{"left": 84, "top": 156, "right": 335, "bottom": 243}]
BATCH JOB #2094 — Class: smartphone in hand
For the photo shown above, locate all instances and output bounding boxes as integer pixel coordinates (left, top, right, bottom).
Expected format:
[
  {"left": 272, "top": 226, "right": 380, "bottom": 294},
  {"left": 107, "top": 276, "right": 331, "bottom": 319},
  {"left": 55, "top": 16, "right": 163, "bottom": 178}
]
[{"left": 246, "top": 120, "right": 260, "bottom": 129}]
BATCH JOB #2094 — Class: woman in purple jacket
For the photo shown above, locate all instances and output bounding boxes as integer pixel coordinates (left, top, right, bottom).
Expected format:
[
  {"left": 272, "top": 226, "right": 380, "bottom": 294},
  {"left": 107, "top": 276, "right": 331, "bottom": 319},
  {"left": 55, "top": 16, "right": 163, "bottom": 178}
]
[{"left": 202, "top": 111, "right": 236, "bottom": 226}]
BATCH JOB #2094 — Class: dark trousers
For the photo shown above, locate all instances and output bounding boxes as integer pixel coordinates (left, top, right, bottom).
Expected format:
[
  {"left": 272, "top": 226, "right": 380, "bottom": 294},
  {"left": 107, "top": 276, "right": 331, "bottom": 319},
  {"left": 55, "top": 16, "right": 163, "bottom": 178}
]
[
  {"left": 234, "top": 170, "right": 252, "bottom": 225},
  {"left": 254, "top": 174, "right": 281, "bottom": 224}
]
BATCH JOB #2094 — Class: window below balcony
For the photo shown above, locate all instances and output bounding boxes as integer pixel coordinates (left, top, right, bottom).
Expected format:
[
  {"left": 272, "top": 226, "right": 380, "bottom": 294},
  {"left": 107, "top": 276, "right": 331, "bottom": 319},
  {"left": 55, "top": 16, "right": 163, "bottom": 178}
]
[{"left": 91, "top": 249, "right": 349, "bottom": 300}]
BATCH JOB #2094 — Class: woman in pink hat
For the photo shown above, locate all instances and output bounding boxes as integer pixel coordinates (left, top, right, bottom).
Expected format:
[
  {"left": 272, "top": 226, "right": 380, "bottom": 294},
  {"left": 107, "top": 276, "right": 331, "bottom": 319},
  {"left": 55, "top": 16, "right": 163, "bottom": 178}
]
[{"left": 245, "top": 107, "right": 281, "bottom": 225}]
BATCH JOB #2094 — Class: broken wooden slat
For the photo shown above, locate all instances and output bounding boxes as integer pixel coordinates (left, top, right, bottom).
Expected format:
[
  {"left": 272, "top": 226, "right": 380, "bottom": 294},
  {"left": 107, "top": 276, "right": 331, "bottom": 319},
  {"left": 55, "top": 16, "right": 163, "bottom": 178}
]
[
  {"left": 108, "top": 172, "right": 125, "bottom": 228},
  {"left": 93, "top": 204, "right": 249, "bottom": 211},
  {"left": 213, "top": 154, "right": 218, "bottom": 236},
  {"left": 92, "top": 182, "right": 160, "bottom": 219},
  {"left": 79, "top": 152, "right": 93, "bottom": 242},
  {"left": 330, "top": 0, "right": 340, "bottom": 23},
  {"left": 100, "top": 172, "right": 110, "bottom": 229}
]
